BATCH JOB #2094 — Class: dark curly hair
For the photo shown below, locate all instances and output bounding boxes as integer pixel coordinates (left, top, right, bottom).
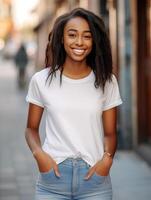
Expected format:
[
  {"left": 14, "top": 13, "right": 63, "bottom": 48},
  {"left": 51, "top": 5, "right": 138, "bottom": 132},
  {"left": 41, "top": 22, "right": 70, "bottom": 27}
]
[{"left": 45, "top": 7, "right": 113, "bottom": 90}]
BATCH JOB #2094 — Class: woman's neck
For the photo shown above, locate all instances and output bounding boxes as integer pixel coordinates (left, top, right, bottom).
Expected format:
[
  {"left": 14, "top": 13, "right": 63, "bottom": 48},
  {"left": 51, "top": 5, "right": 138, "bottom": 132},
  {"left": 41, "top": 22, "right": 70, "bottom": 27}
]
[{"left": 62, "top": 59, "right": 91, "bottom": 76}]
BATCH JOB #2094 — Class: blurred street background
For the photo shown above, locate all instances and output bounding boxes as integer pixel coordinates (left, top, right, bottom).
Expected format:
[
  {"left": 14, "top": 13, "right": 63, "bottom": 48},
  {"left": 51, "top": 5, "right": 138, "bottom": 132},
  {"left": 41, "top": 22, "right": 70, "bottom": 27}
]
[{"left": 0, "top": 0, "right": 151, "bottom": 200}]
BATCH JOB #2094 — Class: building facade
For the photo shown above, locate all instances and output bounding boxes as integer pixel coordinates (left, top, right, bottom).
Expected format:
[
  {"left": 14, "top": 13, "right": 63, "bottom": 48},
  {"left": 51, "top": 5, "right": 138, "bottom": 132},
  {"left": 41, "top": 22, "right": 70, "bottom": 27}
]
[
  {"left": 0, "top": 0, "right": 13, "bottom": 40},
  {"left": 100, "top": 0, "right": 151, "bottom": 164}
]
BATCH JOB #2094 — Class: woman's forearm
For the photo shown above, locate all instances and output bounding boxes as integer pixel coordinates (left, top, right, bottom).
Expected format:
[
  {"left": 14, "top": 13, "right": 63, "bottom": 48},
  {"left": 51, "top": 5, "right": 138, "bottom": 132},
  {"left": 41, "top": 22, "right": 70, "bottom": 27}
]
[
  {"left": 104, "top": 133, "right": 117, "bottom": 158},
  {"left": 102, "top": 108, "right": 117, "bottom": 159},
  {"left": 25, "top": 128, "right": 42, "bottom": 155}
]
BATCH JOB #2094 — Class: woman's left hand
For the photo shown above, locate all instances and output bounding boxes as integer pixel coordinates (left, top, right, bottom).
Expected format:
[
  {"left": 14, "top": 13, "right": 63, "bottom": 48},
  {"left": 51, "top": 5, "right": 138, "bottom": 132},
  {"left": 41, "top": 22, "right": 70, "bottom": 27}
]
[{"left": 84, "top": 155, "right": 113, "bottom": 180}]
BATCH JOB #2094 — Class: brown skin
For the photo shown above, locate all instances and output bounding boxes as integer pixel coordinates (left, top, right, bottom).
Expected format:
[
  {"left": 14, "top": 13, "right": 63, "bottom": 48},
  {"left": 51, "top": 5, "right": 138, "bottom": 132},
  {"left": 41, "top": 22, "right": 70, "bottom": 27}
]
[
  {"left": 62, "top": 17, "right": 93, "bottom": 76},
  {"left": 25, "top": 17, "right": 117, "bottom": 179},
  {"left": 25, "top": 103, "right": 61, "bottom": 177}
]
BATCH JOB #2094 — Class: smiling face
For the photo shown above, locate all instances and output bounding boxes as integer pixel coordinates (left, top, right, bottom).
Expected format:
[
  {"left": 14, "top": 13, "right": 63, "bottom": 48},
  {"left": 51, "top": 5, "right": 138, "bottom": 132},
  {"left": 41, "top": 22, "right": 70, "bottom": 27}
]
[{"left": 63, "top": 17, "right": 93, "bottom": 64}]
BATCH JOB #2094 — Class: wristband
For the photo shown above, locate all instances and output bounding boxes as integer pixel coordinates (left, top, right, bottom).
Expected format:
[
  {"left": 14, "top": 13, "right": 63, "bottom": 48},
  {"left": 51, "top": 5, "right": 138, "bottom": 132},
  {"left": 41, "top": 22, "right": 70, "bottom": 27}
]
[
  {"left": 32, "top": 148, "right": 42, "bottom": 157},
  {"left": 103, "top": 152, "right": 113, "bottom": 158}
]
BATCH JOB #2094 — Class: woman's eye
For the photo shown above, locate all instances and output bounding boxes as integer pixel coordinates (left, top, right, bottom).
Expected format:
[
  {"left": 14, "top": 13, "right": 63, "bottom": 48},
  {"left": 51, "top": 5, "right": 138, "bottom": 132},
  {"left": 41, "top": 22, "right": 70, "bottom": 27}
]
[
  {"left": 84, "top": 35, "right": 92, "bottom": 39},
  {"left": 68, "top": 34, "right": 76, "bottom": 38}
]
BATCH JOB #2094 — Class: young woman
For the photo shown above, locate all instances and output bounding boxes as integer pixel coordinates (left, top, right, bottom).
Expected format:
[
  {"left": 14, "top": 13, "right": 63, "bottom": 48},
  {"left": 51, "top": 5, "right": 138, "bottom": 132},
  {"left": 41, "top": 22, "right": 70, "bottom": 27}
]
[{"left": 25, "top": 8, "right": 122, "bottom": 200}]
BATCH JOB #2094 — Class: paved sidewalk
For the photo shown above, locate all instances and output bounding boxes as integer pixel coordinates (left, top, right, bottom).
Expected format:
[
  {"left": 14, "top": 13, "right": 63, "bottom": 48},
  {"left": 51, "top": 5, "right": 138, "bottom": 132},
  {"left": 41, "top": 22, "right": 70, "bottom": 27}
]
[
  {"left": 111, "top": 151, "right": 151, "bottom": 200},
  {"left": 0, "top": 59, "right": 151, "bottom": 200},
  {"left": 0, "top": 59, "right": 37, "bottom": 200}
]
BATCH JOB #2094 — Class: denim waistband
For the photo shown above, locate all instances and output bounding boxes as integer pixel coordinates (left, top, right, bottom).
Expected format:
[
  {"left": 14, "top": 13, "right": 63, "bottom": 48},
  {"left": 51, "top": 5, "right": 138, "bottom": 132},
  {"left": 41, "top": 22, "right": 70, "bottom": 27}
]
[{"left": 60, "top": 157, "right": 90, "bottom": 167}]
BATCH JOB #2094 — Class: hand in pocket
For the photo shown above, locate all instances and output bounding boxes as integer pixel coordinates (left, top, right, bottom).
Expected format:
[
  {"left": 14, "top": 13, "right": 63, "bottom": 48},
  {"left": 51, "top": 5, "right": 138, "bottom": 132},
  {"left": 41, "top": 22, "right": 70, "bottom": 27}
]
[
  {"left": 33, "top": 149, "right": 61, "bottom": 177},
  {"left": 94, "top": 156, "right": 113, "bottom": 177},
  {"left": 84, "top": 157, "right": 113, "bottom": 179}
]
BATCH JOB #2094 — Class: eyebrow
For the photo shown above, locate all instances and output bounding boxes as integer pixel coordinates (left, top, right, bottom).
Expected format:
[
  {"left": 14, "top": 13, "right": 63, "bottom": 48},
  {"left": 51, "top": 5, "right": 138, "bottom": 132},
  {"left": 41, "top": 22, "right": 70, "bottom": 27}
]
[{"left": 67, "top": 29, "right": 91, "bottom": 33}]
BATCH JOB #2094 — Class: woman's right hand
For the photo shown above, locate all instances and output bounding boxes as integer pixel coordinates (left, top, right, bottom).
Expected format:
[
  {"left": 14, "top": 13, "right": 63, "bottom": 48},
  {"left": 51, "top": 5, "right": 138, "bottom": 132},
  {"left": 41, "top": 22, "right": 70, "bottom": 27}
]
[{"left": 33, "top": 149, "right": 61, "bottom": 177}]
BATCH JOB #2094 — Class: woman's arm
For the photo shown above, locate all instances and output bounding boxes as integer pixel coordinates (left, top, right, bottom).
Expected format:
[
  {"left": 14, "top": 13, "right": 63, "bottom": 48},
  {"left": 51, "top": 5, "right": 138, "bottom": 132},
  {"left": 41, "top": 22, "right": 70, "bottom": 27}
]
[
  {"left": 102, "top": 107, "right": 117, "bottom": 157},
  {"left": 25, "top": 103, "right": 60, "bottom": 176},
  {"left": 25, "top": 103, "right": 44, "bottom": 154},
  {"left": 85, "top": 107, "right": 117, "bottom": 179}
]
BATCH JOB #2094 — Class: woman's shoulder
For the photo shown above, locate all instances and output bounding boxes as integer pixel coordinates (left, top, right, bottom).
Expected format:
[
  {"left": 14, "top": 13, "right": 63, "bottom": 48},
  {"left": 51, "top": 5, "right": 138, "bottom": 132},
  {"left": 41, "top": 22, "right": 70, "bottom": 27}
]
[
  {"left": 104, "top": 74, "right": 119, "bottom": 91},
  {"left": 31, "top": 67, "right": 50, "bottom": 81}
]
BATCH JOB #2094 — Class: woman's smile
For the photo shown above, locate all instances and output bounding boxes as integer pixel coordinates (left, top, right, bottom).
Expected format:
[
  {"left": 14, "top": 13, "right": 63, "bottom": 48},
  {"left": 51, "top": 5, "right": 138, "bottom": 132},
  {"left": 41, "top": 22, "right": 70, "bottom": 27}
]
[{"left": 72, "top": 48, "right": 85, "bottom": 56}]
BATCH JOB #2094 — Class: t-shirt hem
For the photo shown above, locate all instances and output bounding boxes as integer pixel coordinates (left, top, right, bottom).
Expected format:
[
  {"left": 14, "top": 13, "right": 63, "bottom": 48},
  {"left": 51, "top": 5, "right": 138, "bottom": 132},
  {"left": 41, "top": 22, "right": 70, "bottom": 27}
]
[
  {"left": 48, "top": 156, "right": 95, "bottom": 167},
  {"left": 102, "top": 99, "right": 123, "bottom": 111},
  {"left": 55, "top": 157, "right": 93, "bottom": 166},
  {"left": 26, "top": 96, "right": 44, "bottom": 108}
]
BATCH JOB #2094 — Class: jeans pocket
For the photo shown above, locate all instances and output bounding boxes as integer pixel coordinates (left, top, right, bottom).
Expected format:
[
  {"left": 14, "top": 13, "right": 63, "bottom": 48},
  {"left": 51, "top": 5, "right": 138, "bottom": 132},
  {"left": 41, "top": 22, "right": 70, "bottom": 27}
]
[
  {"left": 92, "top": 172, "right": 106, "bottom": 184},
  {"left": 38, "top": 168, "right": 57, "bottom": 186},
  {"left": 40, "top": 167, "right": 54, "bottom": 175}
]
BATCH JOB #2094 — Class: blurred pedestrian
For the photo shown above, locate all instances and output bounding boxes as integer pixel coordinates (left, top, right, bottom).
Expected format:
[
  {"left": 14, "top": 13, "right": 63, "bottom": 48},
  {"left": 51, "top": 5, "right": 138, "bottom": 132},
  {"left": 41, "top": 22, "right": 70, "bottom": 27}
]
[
  {"left": 14, "top": 43, "right": 28, "bottom": 89},
  {"left": 25, "top": 8, "right": 122, "bottom": 200}
]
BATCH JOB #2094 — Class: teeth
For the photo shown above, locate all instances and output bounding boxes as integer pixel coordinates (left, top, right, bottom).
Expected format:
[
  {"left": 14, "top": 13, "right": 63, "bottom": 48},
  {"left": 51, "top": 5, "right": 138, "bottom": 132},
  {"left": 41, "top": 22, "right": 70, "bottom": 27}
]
[{"left": 73, "top": 49, "right": 85, "bottom": 55}]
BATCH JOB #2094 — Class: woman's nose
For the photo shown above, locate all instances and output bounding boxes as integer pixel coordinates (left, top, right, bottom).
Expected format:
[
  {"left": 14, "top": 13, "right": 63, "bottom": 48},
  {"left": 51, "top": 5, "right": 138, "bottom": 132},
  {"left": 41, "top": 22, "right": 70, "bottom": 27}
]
[{"left": 75, "top": 36, "right": 83, "bottom": 46}]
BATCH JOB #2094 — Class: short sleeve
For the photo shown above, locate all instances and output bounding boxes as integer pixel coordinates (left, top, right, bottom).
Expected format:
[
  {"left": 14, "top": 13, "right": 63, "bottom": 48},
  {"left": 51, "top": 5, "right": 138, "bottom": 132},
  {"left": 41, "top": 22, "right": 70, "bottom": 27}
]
[
  {"left": 102, "top": 74, "right": 122, "bottom": 111},
  {"left": 26, "top": 74, "right": 44, "bottom": 108}
]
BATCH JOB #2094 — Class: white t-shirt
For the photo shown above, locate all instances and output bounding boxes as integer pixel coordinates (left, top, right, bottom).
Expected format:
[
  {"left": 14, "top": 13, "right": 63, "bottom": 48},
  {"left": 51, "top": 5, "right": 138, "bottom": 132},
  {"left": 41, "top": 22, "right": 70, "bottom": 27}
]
[{"left": 26, "top": 68, "right": 122, "bottom": 166}]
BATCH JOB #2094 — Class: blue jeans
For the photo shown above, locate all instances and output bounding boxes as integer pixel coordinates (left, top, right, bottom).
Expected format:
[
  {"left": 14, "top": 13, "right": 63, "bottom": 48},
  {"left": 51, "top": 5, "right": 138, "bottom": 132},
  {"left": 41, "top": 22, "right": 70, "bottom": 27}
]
[{"left": 35, "top": 158, "right": 112, "bottom": 200}]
